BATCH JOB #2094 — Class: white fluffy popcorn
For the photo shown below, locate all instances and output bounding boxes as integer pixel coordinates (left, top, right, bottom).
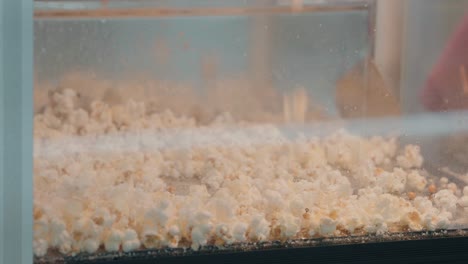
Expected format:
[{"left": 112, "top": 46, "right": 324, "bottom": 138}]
[
  {"left": 463, "top": 186, "right": 468, "bottom": 196},
  {"left": 433, "top": 190, "right": 458, "bottom": 215},
  {"left": 141, "top": 228, "right": 162, "bottom": 249},
  {"left": 376, "top": 168, "right": 407, "bottom": 194},
  {"left": 406, "top": 171, "right": 427, "bottom": 193},
  {"left": 458, "top": 196, "right": 468, "bottom": 208},
  {"left": 191, "top": 223, "right": 213, "bottom": 251},
  {"left": 460, "top": 186, "right": 468, "bottom": 208},
  {"left": 122, "top": 229, "right": 141, "bottom": 252},
  {"left": 34, "top": 239, "right": 49, "bottom": 257},
  {"left": 396, "top": 145, "right": 423, "bottom": 169},
  {"left": 248, "top": 215, "right": 270, "bottom": 242},
  {"left": 215, "top": 224, "right": 234, "bottom": 245},
  {"left": 168, "top": 225, "right": 181, "bottom": 248},
  {"left": 365, "top": 215, "right": 387, "bottom": 235},
  {"left": 413, "top": 197, "right": 436, "bottom": 215},
  {"left": 232, "top": 222, "right": 248, "bottom": 242},
  {"left": 105, "top": 230, "right": 124, "bottom": 252},
  {"left": 82, "top": 238, "right": 100, "bottom": 254},
  {"left": 319, "top": 217, "right": 337, "bottom": 236},
  {"left": 32, "top": 87, "right": 466, "bottom": 258}
]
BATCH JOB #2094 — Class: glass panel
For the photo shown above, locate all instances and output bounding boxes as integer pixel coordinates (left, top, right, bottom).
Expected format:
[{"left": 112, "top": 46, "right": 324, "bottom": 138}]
[
  {"left": 400, "top": 0, "right": 468, "bottom": 192},
  {"left": 32, "top": 0, "right": 468, "bottom": 262}
]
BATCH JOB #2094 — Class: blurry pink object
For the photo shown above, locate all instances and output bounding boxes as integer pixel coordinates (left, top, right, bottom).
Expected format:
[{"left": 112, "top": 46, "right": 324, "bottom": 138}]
[{"left": 421, "top": 13, "right": 468, "bottom": 111}]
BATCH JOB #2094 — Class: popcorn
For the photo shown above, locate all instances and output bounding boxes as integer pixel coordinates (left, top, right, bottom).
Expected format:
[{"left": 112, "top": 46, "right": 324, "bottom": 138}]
[
  {"left": 278, "top": 214, "right": 300, "bottom": 238},
  {"left": 374, "top": 194, "right": 408, "bottom": 223},
  {"left": 434, "top": 190, "right": 458, "bottom": 214},
  {"left": 122, "top": 229, "right": 141, "bottom": 252},
  {"left": 34, "top": 239, "right": 49, "bottom": 257},
  {"left": 319, "top": 217, "right": 337, "bottom": 236},
  {"left": 264, "top": 190, "right": 286, "bottom": 211},
  {"left": 435, "top": 212, "right": 452, "bottom": 229},
  {"left": 440, "top": 177, "right": 449, "bottom": 187},
  {"left": 376, "top": 168, "right": 407, "bottom": 194},
  {"left": 458, "top": 196, "right": 468, "bottom": 208},
  {"left": 34, "top": 217, "right": 49, "bottom": 240},
  {"left": 90, "top": 101, "right": 112, "bottom": 123},
  {"left": 248, "top": 215, "right": 270, "bottom": 242},
  {"left": 69, "top": 109, "right": 89, "bottom": 129},
  {"left": 447, "top": 182, "right": 459, "bottom": 195},
  {"left": 365, "top": 214, "right": 387, "bottom": 235},
  {"left": 406, "top": 171, "right": 427, "bottom": 193},
  {"left": 52, "top": 89, "right": 76, "bottom": 115},
  {"left": 141, "top": 228, "right": 163, "bottom": 249},
  {"left": 289, "top": 197, "right": 306, "bottom": 216},
  {"left": 397, "top": 145, "right": 423, "bottom": 169},
  {"left": 105, "top": 230, "right": 124, "bottom": 252},
  {"left": 51, "top": 230, "right": 72, "bottom": 254},
  {"left": 145, "top": 200, "right": 174, "bottom": 228},
  {"left": 341, "top": 215, "right": 362, "bottom": 233},
  {"left": 33, "top": 85, "right": 466, "bottom": 257},
  {"left": 82, "top": 238, "right": 100, "bottom": 254},
  {"left": 167, "top": 225, "right": 181, "bottom": 248},
  {"left": 92, "top": 208, "right": 116, "bottom": 228},
  {"left": 191, "top": 223, "right": 213, "bottom": 251},
  {"left": 49, "top": 218, "right": 68, "bottom": 247},
  {"left": 215, "top": 224, "right": 234, "bottom": 244},
  {"left": 201, "top": 168, "right": 224, "bottom": 190},
  {"left": 413, "top": 197, "right": 436, "bottom": 215},
  {"left": 232, "top": 222, "right": 248, "bottom": 242}
]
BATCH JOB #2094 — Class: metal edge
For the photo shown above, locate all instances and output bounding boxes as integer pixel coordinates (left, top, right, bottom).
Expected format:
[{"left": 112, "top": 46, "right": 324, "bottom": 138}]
[
  {"left": 33, "top": 0, "right": 371, "bottom": 18},
  {"left": 34, "top": 229, "right": 468, "bottom": 263},
  {"left": 34, "top": 6, "right": 370, "bottom": 19}
]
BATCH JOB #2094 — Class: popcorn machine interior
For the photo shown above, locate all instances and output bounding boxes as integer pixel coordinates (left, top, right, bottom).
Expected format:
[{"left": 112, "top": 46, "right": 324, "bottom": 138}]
[{"left": 32, "top": 0, "right": 468, "bottom": 263}]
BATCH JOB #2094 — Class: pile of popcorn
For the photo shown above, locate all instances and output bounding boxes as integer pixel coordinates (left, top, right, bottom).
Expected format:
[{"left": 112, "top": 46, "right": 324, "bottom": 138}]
[{"left": 33, "top": 86, "right": 468, "bottom": 257}]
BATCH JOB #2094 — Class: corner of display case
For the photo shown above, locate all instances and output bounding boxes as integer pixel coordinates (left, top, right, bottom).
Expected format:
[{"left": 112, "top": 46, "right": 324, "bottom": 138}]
[{"left": 1, "top": 0, "right": 34, "bottom": 263}]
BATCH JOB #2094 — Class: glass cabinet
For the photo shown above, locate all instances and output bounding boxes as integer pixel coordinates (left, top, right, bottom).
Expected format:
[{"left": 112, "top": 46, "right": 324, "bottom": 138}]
[{"left": 1, "top": 0, "right": 468, "bottom": 263}]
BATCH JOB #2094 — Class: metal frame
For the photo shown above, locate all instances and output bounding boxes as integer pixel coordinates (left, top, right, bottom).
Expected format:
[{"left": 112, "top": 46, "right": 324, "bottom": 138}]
[
  {"left": 36, "top": 229, "right": 468, "bottom": 264},
  {"left": 0, "top": 0, "right": 4, "bottom": 261},
  {"left": 0, "top": 0, "right": 34, "bottom": 263},
  {"left": 33, "top": 0, "right": 373, "bottom": 17}
]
